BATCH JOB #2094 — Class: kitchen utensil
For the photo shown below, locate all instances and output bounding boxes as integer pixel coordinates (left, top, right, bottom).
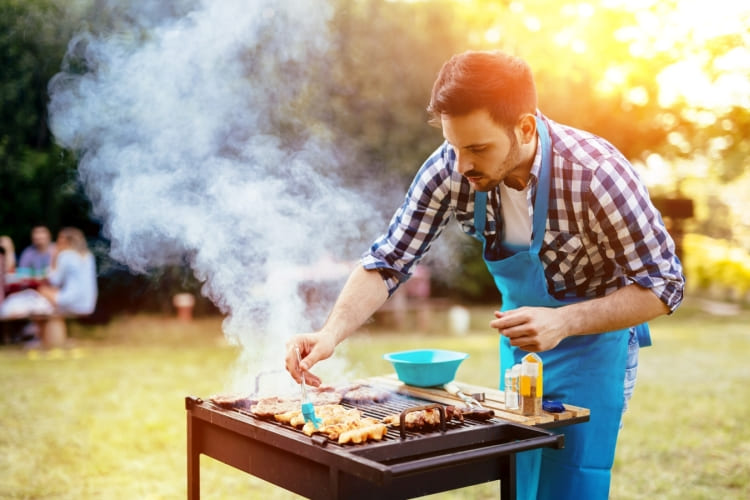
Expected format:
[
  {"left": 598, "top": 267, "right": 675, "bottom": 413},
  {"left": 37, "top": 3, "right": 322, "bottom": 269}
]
[{"left": 295, "top": 346, "right": 321, "bottom": 429}]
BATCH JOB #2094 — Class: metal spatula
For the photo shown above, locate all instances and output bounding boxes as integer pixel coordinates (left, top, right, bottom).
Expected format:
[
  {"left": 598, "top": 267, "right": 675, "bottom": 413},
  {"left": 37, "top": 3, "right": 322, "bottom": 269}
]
[{"left": 444, "top": 381, "right": 495, "bottom": 420}]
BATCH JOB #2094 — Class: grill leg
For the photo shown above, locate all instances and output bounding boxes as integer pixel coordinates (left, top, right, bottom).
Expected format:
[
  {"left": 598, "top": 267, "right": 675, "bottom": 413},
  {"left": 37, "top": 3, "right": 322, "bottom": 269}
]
[
  {"left": 187, "top": 414, "right": 200, "bottom": 500},
  {"left": 500, "top": 454, "right": 516, "bottom": 499}
]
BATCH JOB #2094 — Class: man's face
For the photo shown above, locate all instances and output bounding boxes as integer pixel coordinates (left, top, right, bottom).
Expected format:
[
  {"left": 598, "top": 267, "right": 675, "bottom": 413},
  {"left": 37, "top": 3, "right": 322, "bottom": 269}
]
[
  {"left": 31, "top": 227, "right": 51, "bottom": 250},
  {"left": 441, "top": 108, "right": 522, "bottom": 192}
]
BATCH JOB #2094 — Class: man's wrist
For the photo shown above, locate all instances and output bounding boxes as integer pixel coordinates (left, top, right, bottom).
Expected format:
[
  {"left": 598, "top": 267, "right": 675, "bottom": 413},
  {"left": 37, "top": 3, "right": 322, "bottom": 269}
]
[{"left": 557, "top": 303, "right": 583, "bottom": 338}]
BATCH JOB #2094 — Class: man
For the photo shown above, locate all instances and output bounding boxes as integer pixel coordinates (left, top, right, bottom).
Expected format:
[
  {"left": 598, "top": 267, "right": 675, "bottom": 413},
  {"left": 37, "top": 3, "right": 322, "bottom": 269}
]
[
  {"left": 18, "top": 226, "right": 56, "bottom": 273},
  {"left": 285, "top": 50, "right": 684, "bottom": 499}
]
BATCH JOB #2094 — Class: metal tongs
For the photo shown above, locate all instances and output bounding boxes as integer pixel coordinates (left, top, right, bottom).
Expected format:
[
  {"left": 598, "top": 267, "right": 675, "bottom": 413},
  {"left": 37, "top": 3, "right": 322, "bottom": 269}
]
[
  {"left": 295, "top": 346, "right": 322, "bottom": 429},
  {"left": 443, "top": 381, "right": 494, "bottom": 420}
]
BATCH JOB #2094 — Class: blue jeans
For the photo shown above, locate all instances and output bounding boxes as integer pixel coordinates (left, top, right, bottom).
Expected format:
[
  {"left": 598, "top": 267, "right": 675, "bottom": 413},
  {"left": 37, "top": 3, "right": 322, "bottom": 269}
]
[{"left": 621, "top": 327, "right": 640, "bottom": 428}]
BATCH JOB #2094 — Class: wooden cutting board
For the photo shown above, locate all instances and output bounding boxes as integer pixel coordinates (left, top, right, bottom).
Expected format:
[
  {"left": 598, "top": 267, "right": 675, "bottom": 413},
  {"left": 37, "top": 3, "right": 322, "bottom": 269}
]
[{"left": 367, "top": 374, "right": 589, "bottom": 426}]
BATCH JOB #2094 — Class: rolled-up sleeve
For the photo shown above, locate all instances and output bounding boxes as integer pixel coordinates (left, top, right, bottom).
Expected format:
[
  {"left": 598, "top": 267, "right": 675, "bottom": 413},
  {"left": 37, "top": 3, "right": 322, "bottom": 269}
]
[
  {"left": 361, "top": 144, "right": 455, "bottom": 296},
  {"left": 588, "top": 157, "right": 685, "bottom": 312}
]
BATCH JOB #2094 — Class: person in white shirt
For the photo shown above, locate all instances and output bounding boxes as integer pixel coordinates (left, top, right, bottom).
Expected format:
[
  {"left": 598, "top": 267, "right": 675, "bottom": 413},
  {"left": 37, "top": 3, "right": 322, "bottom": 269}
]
[{"left": 38, "top": 227, "right": 97, "bottom": 315}]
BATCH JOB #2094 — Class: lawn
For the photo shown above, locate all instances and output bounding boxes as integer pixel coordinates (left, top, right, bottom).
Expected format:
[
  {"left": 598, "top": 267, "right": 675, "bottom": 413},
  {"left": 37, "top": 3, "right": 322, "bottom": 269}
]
[{"left": 0, "top": 297, "right": 748, "bottom": 499}]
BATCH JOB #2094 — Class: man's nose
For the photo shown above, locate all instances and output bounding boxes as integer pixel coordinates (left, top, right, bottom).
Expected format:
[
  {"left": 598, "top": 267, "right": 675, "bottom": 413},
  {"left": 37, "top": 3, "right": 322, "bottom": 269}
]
[{"left": 455, "top": 151, "right": 472, "bottom": 175}]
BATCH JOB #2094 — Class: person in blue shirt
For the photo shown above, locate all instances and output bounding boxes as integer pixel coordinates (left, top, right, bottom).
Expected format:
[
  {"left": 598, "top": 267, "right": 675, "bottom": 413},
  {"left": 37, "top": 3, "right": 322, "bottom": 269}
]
[{"left": 18, "top": 226, "right": 56, "bottom": 274}]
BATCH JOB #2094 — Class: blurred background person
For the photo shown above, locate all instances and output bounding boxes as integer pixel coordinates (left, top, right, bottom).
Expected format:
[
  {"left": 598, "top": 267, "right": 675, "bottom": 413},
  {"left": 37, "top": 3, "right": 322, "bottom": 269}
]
[
  {"left": 0, "top": 235, "right": 17, "bottom": 275},
  {"left": 37, "top": 227, "right": 98, "bottom": 316},
  {"left": 18, "top": 225, "right": 56, "bottom": 275},
  {"left": 0, "top": 235, "right": 15, "bottom": 314}
]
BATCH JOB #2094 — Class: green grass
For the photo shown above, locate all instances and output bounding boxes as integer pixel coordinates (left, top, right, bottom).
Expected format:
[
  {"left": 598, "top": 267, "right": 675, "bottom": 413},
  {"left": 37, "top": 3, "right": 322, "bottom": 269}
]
[{"left": 0, "top": 299, "right": 748, "bottom": 499}]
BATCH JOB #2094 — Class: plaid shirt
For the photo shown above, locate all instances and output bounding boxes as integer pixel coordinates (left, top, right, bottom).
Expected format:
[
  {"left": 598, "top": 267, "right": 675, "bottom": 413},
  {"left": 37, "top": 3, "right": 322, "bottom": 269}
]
[{"left": 361, "top": 112, "right": 684, "bottom": 312}]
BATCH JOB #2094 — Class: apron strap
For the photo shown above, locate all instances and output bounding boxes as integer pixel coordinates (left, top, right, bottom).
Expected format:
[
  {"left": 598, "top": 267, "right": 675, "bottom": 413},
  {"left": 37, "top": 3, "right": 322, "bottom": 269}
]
[
  {"left": 530, "top": 117, "right": 551, "bottom": 254},
  {"left": 473, "top": 191, "right": 488, "bottom": 239}
]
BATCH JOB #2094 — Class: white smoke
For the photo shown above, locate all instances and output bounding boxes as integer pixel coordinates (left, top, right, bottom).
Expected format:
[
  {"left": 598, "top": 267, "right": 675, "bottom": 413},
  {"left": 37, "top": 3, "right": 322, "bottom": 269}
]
[{"left": 47, "top": 0, "right": 388, "bottom": 393}]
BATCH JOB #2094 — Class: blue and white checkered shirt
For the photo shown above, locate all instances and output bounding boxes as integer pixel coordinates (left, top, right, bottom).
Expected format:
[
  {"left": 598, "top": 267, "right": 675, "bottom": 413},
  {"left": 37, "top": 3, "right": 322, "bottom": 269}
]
[{"left": 361, "top": 112, "right": 684, "bottom": 312}]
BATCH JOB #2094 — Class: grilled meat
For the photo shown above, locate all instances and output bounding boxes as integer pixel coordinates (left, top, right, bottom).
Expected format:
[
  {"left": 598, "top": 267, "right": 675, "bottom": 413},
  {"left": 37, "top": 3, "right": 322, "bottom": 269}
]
[
  {"left": 338, "top": 422, "right": 388, "bottom": 444},
  {"left": 251, "top": 397, "right": 301, "bottom": 418},
  {"left": 274, "top": 403, "right": 388, "bottom": 444},
  {"left": 382, "top": 405, "right": 463, "bottom": 430},
  {"left": 340, "top": 384, "right": 392, "bottom": 404},
  {"left": 209, "top": 394, "right": 255, "bottom": 410}
]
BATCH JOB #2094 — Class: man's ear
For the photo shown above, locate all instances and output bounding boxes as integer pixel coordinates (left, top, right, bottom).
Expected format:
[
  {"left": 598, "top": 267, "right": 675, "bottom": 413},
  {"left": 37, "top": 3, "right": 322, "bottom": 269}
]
[{"left": 517, "top": 113, "right": 537, "bottom": 145}]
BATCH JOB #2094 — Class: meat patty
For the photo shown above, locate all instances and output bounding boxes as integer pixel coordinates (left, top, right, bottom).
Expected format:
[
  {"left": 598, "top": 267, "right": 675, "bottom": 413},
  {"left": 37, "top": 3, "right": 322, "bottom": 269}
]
[
  {"left": 209, "top": 394, "right": 255, "bottom": 410},
  {"left": 341, "top": 385, "right": 392, "bottom": 404},
  {"left": 250, "top": 397, "right": 301, "bottom": 418}
]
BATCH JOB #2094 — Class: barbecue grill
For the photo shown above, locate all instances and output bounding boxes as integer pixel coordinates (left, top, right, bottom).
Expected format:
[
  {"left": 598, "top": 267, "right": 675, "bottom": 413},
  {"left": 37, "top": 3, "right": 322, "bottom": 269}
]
[{"left": 186, "top": 381, "right": 589, "bottom": 499}]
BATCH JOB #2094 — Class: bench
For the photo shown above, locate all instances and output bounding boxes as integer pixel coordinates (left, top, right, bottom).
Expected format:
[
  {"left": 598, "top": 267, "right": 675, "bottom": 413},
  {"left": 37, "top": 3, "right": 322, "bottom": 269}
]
[{"left": 0, "top": 314, "right": 76, "bottom": 348}]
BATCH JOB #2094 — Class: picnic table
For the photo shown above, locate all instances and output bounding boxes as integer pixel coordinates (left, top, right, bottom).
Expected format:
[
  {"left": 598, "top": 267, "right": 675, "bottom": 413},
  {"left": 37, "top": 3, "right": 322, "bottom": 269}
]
[{"left": 0, "top": 274, "right": 70, "bottom": 348}]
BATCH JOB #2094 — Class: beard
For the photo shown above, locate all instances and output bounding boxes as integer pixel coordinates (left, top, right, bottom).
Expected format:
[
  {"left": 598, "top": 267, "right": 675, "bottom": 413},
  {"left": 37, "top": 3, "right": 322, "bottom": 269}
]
[
  {"left": 499, "top": 133, "right": 526, "bottom": 190},
  {"left": 469, "top": 132, "right": 524, "bottom": 192}
]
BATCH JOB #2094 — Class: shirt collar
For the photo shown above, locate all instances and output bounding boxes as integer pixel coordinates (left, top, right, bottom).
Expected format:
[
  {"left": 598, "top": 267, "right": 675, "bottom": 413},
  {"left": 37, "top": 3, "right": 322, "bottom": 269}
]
[{"left": 527, "top": 133, "right": 543, "bottom": 189}]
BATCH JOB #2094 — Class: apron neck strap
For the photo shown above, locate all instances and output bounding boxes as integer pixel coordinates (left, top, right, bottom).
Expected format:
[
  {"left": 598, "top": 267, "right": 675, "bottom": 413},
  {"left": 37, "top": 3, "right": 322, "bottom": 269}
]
[
  {"left": 474, "top": 191, "right": 488, "bottom": 236},
  {"left": 530, "top": 117, "right": 552, "bottom": 253}
]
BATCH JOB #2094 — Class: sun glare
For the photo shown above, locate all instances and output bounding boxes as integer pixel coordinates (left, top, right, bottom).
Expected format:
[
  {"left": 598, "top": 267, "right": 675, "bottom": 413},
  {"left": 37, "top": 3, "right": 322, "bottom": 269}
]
[
  {"left": 457, "top": 0, "right": 749, "bottom": 111},
  {"left": 605, "top": 0, "right": 750, "bottom": 110}
]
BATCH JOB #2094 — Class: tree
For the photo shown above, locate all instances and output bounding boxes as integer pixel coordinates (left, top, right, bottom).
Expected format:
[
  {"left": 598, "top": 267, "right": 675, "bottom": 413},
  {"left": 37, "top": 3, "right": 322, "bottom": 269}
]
[{"left": 0, "top": 0, "right": 90, "bottom": 247}]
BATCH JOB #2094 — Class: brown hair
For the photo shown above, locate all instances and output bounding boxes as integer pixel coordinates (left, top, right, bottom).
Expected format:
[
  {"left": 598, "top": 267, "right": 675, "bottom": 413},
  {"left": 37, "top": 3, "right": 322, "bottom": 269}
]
[
  {"left": 58, "top": 227, "right": 89, "bottom": 256},
  {"left": 427, "top": 51, "right": 537, "bottom": 129}
]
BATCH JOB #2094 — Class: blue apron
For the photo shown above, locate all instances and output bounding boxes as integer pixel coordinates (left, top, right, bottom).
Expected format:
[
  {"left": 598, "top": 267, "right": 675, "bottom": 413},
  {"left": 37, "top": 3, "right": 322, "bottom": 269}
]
[{"left": 472, "top": 118, "right": 629, "bottom": 499}]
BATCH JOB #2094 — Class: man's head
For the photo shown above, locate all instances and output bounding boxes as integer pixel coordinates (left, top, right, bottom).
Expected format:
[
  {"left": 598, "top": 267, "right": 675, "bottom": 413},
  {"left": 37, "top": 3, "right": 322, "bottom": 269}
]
[
  {"left": 30, "top": 226, "right": 52, "bottom": 251},
  {"left": 56, "top": 227, "right": 88, "bottom": 255},
  {"left": 428, "top": 51, "right": 539, "bottom": 191},
  {"left": 427, "top": 50, "right": 537, "bottom": 130}
]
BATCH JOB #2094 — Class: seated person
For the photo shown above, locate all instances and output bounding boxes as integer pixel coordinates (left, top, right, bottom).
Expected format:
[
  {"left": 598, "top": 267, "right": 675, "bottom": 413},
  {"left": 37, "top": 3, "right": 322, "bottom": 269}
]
[
  {"left": 37, "top": 227, "right": 98, "bottom": 316},
  {"left": 1, "top": 235, "right": 17, "bottom": 274},
  {"left": 1, "top": 235, "right": 15, "bottom": 304},
  {"left": 18, "top": 225, "right": 56, "bottom": 275},
  {"left": 0, "top": 227, "right": 97, "bottom": 320}
]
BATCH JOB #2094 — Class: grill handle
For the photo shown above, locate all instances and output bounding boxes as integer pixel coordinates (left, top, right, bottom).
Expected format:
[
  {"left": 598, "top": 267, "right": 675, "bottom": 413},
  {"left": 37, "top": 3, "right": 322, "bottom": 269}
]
[
  {"left": 398, "top": 404, "right": 446, "bottom": 440},
  {"left": 388, "top": 432, "right": 565, "bottom": 477}
]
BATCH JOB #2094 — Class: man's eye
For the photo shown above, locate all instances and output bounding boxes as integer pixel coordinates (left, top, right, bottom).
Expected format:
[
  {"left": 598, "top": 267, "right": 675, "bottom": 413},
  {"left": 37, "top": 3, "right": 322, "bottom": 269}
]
[{"left": 469, "top": 147, "right": 486, "bottom": 153}]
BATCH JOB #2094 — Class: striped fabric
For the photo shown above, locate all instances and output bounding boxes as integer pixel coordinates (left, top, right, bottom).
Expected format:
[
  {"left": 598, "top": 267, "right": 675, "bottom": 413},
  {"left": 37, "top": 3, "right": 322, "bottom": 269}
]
[{"left": 361, "top": 112, "right": 684, "bottom": 312}]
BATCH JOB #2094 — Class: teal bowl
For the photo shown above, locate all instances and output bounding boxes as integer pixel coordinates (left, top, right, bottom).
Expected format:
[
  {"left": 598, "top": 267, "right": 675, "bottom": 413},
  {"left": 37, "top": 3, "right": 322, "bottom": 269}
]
[{"left": 383, "top": 349, "right": 469, "bottom": 387}]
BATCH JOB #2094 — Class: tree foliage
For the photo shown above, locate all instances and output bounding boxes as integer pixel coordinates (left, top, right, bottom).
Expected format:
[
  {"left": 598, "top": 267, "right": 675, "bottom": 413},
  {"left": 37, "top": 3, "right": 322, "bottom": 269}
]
[
  {"left": 0, "top": 0, "right": 91, "bottom": 247},
  {"left": 1, "top": 0, "right": 748, "bottom": 310}
]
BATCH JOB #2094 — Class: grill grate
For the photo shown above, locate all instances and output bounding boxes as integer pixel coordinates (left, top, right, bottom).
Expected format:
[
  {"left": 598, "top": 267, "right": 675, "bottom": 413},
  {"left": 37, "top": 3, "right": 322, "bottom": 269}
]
[{"left": 232, "top": 386, "right": 493, "bottom": 446}]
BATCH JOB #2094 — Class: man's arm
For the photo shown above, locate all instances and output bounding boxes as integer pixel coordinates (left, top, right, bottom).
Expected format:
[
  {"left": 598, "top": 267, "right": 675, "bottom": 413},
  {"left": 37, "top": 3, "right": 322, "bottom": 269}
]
[
  {"left": 285, "top": 265, "right": 389, "bottom": 385},
  {"left": 490, "top": 284, "right": 669, "bottom": 352}
]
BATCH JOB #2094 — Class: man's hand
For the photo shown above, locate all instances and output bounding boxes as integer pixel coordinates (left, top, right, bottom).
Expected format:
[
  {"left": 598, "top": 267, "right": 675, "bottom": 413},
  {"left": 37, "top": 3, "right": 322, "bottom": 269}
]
[
  {"left": 489, "top": 307, "right": 570, "bottom": 352},
  {"left": 283, "top": 266, "right": 390, "bottom": 387},
  {"left": 284, "top": 332, "right": 337, "bottom": 387},
  {"left": 490, "top": 285, "right": 671, "bottom": 351}
]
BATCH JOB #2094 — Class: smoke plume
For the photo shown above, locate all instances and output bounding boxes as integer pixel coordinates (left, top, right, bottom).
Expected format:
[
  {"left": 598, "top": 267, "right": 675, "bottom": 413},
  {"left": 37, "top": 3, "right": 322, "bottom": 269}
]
[{"left": 48, "top": 0, "right": 388, "bottom": 393}]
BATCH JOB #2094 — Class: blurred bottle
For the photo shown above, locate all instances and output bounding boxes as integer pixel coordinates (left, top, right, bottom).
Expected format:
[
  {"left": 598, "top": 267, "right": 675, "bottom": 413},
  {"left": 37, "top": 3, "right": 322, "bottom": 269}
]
[
  {"left": 504, "top": 365, "right": 520, "bottom": 410},
  {"left": 520, "top": 353, "right": 543, "bottom": 416}
]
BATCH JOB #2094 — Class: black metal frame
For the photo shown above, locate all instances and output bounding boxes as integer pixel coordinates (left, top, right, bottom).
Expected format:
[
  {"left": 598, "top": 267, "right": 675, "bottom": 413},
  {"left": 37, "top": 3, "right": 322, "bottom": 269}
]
[{"left": 186, "top": 395, "right": 580, "bottom": 499}]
